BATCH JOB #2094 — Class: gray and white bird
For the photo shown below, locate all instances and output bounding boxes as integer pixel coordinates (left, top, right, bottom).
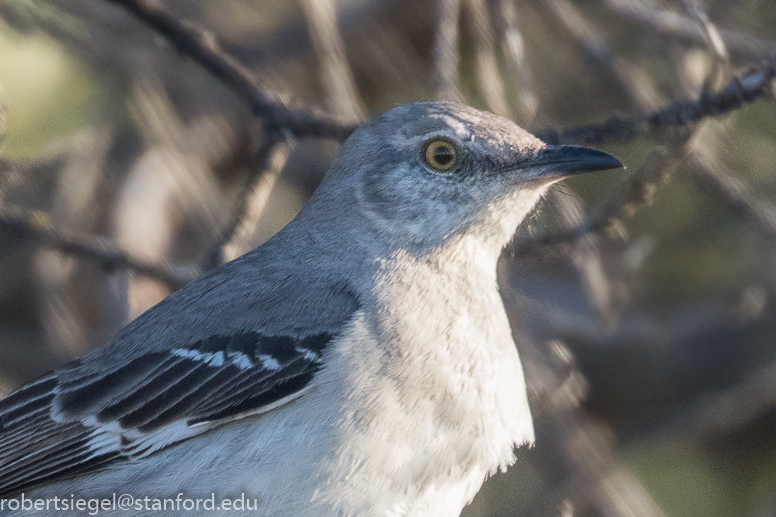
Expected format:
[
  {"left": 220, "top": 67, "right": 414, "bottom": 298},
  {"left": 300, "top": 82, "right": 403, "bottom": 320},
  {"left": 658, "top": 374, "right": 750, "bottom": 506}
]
[{"left": 0, "top": 101, "right": 621, "bottom": 516}]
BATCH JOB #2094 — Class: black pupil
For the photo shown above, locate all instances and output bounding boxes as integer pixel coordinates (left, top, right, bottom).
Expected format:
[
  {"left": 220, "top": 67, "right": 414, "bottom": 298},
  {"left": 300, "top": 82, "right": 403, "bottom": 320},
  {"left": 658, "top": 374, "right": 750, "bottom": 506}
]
[{"left": 433, "top": 145, "right": 455, "bottom": 166}]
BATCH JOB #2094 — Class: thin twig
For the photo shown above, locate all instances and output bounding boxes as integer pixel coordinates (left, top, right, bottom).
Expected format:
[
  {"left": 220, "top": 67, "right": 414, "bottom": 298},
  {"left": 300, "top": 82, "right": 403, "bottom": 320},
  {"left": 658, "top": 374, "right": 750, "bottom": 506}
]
[
  {"left": 6, "top": 63, "right": 771, "bottom": 279},
  {"left": 302, "top": 0, "right": 366, "bottom": 123},
  {"left": 688, "top": 151, "right": 776, "bottom": 239},
  {"left": 220, "top": 142, "right": 292, "bottom": 265},
  {"left": 516, "top": 3, "right": 734, "bottom": 260},
  {"left": 434, "top": 0, "right": 464, "bottom": 102},
  {"left": 602, "top": 0, "right": 776, "bottom": 62},
  {"left": 535, "top": 58, "right": 776, "bottom": 146},
  {"left": 680, "top": 0, "right": 730, "bottom": 92},
  {"left": 491, "top": 0, "right": 538, "bottom": 124},
  {"left": 547, "top": 188, "right": 617, "bottom": 327},
  {"left": 467, "top": 0, "right": 509, "bottom": 116},
  {"left": 512, "top": 130, "right": 696, "bottom": 253},
  {"left": 10, "top": 2, "right": 776, "bottom": 286},
  {"left": 106, "top": 0, "right": 776, "bottom": 149},
  {"left": 532, "top": 0, "right": 661, "bottom": 110},
  {"left": 0, "top": 204, "right": 196, "bottom": 289},
  {"left": 201, "top": 138, "right": 284, "bottom": 271},
  {"left": 106, "top": 0, "right": 357, "bottom": 141}
]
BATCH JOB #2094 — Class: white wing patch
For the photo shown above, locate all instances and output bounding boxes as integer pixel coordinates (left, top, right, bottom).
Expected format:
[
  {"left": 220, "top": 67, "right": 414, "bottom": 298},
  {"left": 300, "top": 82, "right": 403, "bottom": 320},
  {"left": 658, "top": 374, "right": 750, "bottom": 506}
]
[{"left": 0, "top": 330, "right": 337, "bottom": 498}]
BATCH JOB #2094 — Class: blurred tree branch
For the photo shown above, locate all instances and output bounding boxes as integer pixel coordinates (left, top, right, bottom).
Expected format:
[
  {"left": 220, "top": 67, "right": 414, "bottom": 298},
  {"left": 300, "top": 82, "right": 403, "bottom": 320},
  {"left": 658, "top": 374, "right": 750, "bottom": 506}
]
[
  {"left": 1, "top": 1, "right": 775, "bottom": 515},
  {"left": 512, "top": 130, "right": 696, "bottom": 255},
  {"left": 2, "top": 2, "right": 774, "bottom": 286},
  {"left": 534, "top": 57, "right": 776, "bottom": 146},
  {"left": 0, "top": 204, "right": 195, "bottom": 289},
  {"left": 531, "top": 0, "right": 662, "bottom": 110},
  {"left": 106, "top": 0, "right": 357, "bottom": 141},
  {"left": 688, "top": 151, "right": 776, "bottom": 240},
  {"left": 433, "top": 0, "right": 464, "bottom": 102},
  {"left": 201, "top": 137, "right": 291, "bottom": 271},
  {"left": 601, "top": 0, "right": 776, "bottom": 62},
  {"left": 107, "top": 0, "right": 776, "bottom": 150}
]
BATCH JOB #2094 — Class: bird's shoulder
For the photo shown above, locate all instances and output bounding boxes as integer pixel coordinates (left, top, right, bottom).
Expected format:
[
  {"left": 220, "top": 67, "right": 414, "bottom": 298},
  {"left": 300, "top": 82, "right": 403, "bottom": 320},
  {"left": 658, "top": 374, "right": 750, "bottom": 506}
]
[{"left": 0, "top": 248, "right": 360, "bottom": 497}]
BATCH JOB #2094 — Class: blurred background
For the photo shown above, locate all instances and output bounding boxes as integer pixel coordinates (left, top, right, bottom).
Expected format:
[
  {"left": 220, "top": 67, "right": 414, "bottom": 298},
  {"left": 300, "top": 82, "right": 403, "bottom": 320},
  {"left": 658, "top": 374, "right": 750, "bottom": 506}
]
[{"left": 0, "top": 0, "right": 775, "bottom": 515}]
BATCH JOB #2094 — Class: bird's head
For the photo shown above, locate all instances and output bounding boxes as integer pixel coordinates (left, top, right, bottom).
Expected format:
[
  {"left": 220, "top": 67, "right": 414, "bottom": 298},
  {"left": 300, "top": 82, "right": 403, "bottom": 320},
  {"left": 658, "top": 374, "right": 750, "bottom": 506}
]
[{"left": 308, "top": 101, "right": 622, "bottom": 256}]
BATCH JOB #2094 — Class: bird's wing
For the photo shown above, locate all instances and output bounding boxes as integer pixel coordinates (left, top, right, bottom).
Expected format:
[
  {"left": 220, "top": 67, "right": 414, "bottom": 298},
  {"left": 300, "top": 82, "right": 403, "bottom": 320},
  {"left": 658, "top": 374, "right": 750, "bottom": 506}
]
[{"left": 0, "top": 319, "right": 355, "bottom": 497}]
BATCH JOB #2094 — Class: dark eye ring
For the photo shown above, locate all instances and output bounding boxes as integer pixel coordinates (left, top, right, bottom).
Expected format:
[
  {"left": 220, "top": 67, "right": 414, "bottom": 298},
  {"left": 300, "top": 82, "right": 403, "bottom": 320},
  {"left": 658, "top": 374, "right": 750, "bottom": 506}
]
[{"left": 422, "top": 138, "right": 459, "bottom": 173}]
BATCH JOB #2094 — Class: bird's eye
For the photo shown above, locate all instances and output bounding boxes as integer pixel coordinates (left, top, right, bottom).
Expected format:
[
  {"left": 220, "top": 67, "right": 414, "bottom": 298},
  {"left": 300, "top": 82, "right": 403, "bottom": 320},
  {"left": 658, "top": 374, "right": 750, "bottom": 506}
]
[{"left": 422, "top": 138, "right": 459, "bottom": 173}]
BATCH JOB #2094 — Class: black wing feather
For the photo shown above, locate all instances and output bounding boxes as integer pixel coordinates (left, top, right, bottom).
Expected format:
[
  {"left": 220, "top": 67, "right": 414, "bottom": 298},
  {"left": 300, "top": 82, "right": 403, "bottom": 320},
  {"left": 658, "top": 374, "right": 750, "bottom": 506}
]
[{"left": 0, "top": 330, "right": 341, "bottom": 497}]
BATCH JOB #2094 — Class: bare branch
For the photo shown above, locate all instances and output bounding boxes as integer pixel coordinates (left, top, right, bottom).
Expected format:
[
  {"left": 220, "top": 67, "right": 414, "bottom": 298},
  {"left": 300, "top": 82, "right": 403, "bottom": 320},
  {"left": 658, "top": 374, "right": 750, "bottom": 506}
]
[
  {"left": 535, "top": 59, "right": 776, "bottom": 146},
  {"left": 201, "top": 138, "right": 286, "bottom": 271},
  {"left": 679, "top": 0, "right": 730, "bottom": 92},
  {"left": 434, "top": 0, "right": 464, "bottom": 102},
  {"left": 532, "top": 0, "right": 662, "bottom": 110},
  {"left": 466, "top": 0, "right": 509, "bottom": 116},
  {"left": 302, "top": 0, "right": 366, "bottom": 123},
  {"left": 0, "top": 204, "right": 195, "bottom": 290},
  {"left": 491, "top": 0, "right": 538, "bottom": 124},
  {"left": 202, "top": 138, "right": 292, "bottom": 271},
  {"left": 105, "top": 0, "right": 357, "bottom": 141},
  {"left": 602, "top": 0, "right": 776, "bottom": 62},
  {"left": 544, "top": 188, "right": 618, "bottom": 328},
  {"left": 104, "top": 0, "right": 775, "bottom": 150},
  {"left": 574, "top": 130, "right": 695, "bottom": 231},
  {"left": 220, "top": 143, "right": 292, "bottom": 265},
  {"left": 688, "top": 151, "right": 776, "bottom": 239},
  {"left": 9, "top": 1, "right": 775, "bottom": 296},
  {"left": 512, "top": 130, "right": 697, "bottom": 253}
]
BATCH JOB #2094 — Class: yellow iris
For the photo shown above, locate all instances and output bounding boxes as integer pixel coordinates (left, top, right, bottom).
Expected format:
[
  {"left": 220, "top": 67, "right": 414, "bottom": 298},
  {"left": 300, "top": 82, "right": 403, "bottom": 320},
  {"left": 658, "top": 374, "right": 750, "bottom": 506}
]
[{"left": 422, "top": 138, "right": 459, "bottom": 172}]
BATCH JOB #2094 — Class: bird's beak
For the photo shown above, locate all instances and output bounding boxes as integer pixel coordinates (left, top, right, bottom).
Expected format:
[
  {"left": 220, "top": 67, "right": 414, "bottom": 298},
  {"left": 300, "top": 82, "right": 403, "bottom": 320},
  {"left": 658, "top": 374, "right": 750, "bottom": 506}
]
[{"left": 523, "top": 145, "right": 623, "bottom": 181}]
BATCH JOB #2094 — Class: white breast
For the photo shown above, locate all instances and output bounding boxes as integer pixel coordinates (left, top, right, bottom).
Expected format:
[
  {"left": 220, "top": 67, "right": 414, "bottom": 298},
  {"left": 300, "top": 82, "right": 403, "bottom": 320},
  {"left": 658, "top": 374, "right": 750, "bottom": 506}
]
[{"left": 313, "top": 234, "right": 535, "bottom": 516}]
